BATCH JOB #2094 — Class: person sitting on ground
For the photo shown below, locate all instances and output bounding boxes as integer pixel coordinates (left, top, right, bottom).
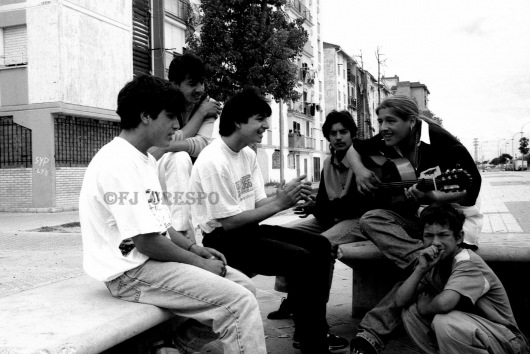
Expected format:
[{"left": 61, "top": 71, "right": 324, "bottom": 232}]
[
  {"left": 153, "top": 53, "right": 222, "bottom": 240},
  {"left": 347, "top": 95, "right": 483, "bottom": 354},
  {"left": 189, "top": 87, "right": 337, "bottom": 354},
  {"left": 267, "top": 110, "right": 374, "bottom": 351},
  {"left": 79, "top": 75, "right": 266, "bottom": 354},
  {"left": 396, "top": 202, "right": 529, "bottom": 354}
]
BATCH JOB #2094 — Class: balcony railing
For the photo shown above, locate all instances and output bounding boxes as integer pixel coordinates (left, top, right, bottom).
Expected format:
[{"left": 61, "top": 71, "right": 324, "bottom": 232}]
[
  {"left": 287, "top": 0, "right": 313, "bottom": 24},
  {"left": 288, "top": 101, "right": 316, "bottom": 118},
  {"left": 165, "top": 0, "right": 190, "bottom": 21},
  {"left": 288, "top": 134, "right": 316, "bottom": 149}
]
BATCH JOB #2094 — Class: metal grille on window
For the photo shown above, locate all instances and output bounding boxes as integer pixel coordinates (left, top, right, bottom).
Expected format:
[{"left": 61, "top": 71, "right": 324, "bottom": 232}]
[
  {"left": 54, "top": 116, "right": 120, "bottom": 167},
  {"left": 0, "top": 116, "right": 32, "bottom": 168}
]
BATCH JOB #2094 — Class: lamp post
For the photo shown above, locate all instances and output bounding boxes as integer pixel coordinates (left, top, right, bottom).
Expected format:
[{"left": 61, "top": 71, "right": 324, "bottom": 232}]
[
  {"left": 512, "top": 131, "right": 522, "bottom": 164},
  {"left": 512, "top": 122, "right": 530, "bottom": 171},
  {"left": 497, "top": 138, "right": 507, "bottom": 156}
]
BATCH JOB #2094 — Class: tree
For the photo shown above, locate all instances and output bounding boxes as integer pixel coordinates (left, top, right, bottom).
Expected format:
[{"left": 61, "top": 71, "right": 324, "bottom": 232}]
[
  {"left": 490, "top": 153, "right": 512, "bottom": 165},
  {"left": 186, "top": 0, "right": 308, "bottom": 102},
  {"left": 519, "top": 137, "right": 529, "bottom": 156}
]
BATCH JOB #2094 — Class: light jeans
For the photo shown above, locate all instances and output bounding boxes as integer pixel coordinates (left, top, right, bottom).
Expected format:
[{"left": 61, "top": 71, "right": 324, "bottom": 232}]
[
  {"left": 354, "top": 209, "right": 424, "bottom": 352},
  {"left": 402, "top": 304, "right": 530, "bottom": 354},
  {"left": 106, "top": 260, "right": 266, "bottom": 354}
]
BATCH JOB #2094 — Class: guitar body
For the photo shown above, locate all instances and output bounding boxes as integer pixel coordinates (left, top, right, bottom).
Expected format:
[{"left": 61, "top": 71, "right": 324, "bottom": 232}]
[
  {"left": 362, "top": 155, "right": 472, "bottom": 207},
  {"left": 365, "top": 156, "right": 417, "bottom": 185}
]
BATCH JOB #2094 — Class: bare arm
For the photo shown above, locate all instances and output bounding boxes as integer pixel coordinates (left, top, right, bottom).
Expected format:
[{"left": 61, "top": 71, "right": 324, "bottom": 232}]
[
  {"left": 132, "top": 228, "right": 226, "bottom": 276},
  {"left": 345, "top": 145, "right": 380, "bottom": 193},
  {"left": 180, "top": 97, "right": 221, "bottom": 139},
  {"left": 219, "top": 176, "right": 311, "bottom": 230},
  {"left": 416, "top": 289, "right": 461, "bottom": 316},
  {"left": 395, "top": 245, "right": 443, "bottom": 307}
]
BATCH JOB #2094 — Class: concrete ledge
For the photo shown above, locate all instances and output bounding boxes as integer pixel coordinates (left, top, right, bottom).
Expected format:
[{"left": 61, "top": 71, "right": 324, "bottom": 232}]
[
  {"left": 0, "top": 206, "right": 79, "bottom": 213},
  {"left": 338, "top": 233, "right": 530, "bottom": 336},
  {"left": 339, "top": 233, "right": 530, "bottom": 263},
  {"left": 0, "top": 275, "right": 176, "bottom": 354}
]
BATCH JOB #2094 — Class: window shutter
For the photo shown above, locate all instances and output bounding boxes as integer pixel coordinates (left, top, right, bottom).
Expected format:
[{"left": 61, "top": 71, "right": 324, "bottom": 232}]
[
  {"left": 3, "top": 25, "right": 27, "bottom": 66},
  {"left": 132, "top": 0, "right": 151, "bottom": 76}
]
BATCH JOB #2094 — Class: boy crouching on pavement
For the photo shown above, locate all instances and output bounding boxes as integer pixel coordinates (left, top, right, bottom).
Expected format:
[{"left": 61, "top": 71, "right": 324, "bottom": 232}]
[
  {"left": 395, "top": 203, "right": 529, "bottom": 354},
  {"left": 79, "top": 75, "right": 266, "bottom": 354}
]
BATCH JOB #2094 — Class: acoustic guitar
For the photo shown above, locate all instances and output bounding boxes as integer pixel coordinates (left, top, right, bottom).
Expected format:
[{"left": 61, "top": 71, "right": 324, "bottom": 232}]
[{"left": 365, "top": 156, "right": 472, "bottom": 194}]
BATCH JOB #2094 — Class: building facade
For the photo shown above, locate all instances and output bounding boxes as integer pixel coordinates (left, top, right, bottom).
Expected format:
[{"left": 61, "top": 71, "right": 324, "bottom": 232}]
[
  {"left": 0, "top": 0, "right": 190, "bottom": 210},
  {"left": 256, "top": 0, "right": 328, "bottom": 185}
]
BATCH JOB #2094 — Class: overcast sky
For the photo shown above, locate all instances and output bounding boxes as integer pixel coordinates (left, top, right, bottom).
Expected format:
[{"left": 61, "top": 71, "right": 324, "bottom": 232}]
[{"left": 320, "top": 0, "right": 530, "bottom": 161}]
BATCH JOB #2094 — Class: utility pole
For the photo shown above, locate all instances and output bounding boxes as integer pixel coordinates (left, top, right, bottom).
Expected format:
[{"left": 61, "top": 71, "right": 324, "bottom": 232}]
[
  {"left": 473, "top": 138, "right": 479, "bottom": 162},
  {"left": 279, "top": 100, "right": 284, "bottom": 182},
  {"left": 375, "top": 46, "right": 386, "bottom": 105},
  {"left": 354, "top": 51, "right": 366, "bottom": 138}
]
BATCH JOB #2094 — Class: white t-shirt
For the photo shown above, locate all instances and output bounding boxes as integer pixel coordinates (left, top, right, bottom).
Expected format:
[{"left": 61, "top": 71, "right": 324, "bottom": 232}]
[
  {"left": 190, "top": 138, "right": 267, "bottom": 233},
  {"left": 79, "top": 137, "right": 172, "bottom": 282}
]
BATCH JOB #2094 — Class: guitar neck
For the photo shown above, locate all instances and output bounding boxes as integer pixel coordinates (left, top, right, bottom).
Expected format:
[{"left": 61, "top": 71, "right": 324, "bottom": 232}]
[{"left": 379, "top": 179, "right": 436, "bottom": 191}]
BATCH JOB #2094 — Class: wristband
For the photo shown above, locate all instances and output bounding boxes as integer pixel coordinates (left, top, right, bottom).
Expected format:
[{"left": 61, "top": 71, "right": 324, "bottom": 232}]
[{"left": 187, "top": 242, "right": 196, "bottom": 251}]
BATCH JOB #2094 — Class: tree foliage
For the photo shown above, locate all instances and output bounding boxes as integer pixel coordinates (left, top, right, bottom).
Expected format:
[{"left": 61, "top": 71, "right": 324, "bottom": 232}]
[
  {"left": 490, "top": 153, "right": 513, "bottom": 165},
  {"left": 186, "top": 0, "right": 308, "bottom": 102},
  {"left": 519, "top": 137, "right": 529, "bottom": 155}
]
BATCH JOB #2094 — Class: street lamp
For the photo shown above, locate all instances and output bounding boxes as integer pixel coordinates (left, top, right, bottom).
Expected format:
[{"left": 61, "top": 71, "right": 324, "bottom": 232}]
[
  {"left": 497, "top": 138, "right": 507, "bottom": 156},
  {"left": 512, "top": 131, "right": 522, "bottom": 162}
]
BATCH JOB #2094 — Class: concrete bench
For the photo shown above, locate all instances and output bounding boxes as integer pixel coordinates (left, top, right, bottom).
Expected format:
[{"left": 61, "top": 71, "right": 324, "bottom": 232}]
[
  {"left": 0, "top": 275, "right": 183, "bottom": 353},
  {"left": 338, "top": 233, "right": 530, "bottom": 336}
]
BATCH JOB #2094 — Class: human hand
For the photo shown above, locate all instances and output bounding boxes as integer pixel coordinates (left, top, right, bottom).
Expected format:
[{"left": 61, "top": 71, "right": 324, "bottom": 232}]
[
  {"left": 418, "top": 245, "right": 444, "bottom": 271},
  {"left": 417, "top": 291, "right": 434, "bottom": 316},
  {"left": 198, "top": 96, "right": 222, "bottom": 118},
  {"left": 192, "top": 245, "right": 227, "bottom": 265},
  {"left": 276, "top": 175, "right": 309, "bottom": 209},
  {"left": 293, "top": 195, "right": 316, "bottom": 218},
  {"left": 356, "top": 168, "right": 380, "bottom": 195},
  {"left": 199, "top": 257, "right": 227, "bottom": 277}
]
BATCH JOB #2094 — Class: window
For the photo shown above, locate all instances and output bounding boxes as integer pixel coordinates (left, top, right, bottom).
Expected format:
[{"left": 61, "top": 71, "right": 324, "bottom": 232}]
[
  {"left": 1, "top": 25, "right": 27, "bottom": 67},
  {"left": 288, "top": 152, "right": 296, "bottom": 168},
  {"left": 132, "top": 0, "right": 152, "bottom": 76},
  {"left": 272, "top": 150, "right": 280, "bottom": 169}
]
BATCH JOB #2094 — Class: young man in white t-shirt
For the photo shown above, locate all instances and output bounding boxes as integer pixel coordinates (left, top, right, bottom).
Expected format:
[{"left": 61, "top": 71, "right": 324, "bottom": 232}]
[
  {"left": 189, "top": 88, "right": 336, "bottom": 354},
  {"left": 79, "top": 75, "right": 266, "bottom": 354},
  {"left": 151, "top": 53, "right": 222, "bottom": 240}
]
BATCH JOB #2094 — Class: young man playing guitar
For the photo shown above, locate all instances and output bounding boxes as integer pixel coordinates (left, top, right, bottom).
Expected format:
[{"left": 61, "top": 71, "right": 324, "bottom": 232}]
[{"left": 347, "top": 95, "right": 483, "bottom": 354}]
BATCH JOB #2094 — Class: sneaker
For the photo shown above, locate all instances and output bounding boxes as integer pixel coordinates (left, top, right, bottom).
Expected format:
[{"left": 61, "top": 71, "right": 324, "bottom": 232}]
[
  {"left": 267, "top": 297, "right": 293, "bottom": 320},
  {"left": 293, "top": 332, "right": 349, "bottom": 351},
  {"left": 350, "top": 337, "right": 377, "bottom": 354}
]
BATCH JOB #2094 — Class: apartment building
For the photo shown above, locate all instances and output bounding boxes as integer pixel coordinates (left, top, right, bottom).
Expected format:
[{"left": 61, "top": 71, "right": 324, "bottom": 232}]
[
  {"left": 257, "top": 0, "right": 328, "bottom": 184},
  {"left": 0, "top": 0, "right": 190, "bottom": 210}
]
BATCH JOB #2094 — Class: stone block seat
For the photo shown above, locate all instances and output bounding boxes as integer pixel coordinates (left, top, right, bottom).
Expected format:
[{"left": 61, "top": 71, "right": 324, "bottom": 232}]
[
  {"left": 338, "top": 232, "right": 530, "bottom": 337},
  {"left": 0, "top": 275, "right": 183, "bottom": 354}
]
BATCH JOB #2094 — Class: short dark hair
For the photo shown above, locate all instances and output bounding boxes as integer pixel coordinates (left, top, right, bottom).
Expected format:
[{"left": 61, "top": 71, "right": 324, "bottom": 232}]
[
  {"left": 219, "top": 87, "right": 272, "bottom": 137},
  {"left": 168, "top": 53, "right": 205, "bottom": 85},
  {"left": 116, "top": 75, "right": 186, "bottom": 130},
  {"left": 322, "top": 110, "right": 357, "bottom": 141},
  {"left": 419, "top": 203, "right": 465, "bottom": 237}
]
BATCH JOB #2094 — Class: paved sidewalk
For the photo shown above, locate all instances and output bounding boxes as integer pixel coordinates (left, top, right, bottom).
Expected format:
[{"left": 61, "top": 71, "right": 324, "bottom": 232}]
[{"left": 1, "top": 170, "right": 529, "bottom": 353}]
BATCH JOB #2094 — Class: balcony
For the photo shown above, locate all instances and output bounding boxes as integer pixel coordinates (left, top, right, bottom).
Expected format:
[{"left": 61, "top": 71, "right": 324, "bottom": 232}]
[
  {"left": 165, "top": 0, "right": 190, "bottom": 22},
  {"left": 288, "top": 133, "right": 316, "bottom": 150},
  {"left": 348, "top": 97, "right": 357, "bottom": 109},
  {"left": 287, "top": 101, "right": 316, "bottom": 119},
  {"left": 287, "top": 0, "right": 313, "bottom": 24}
]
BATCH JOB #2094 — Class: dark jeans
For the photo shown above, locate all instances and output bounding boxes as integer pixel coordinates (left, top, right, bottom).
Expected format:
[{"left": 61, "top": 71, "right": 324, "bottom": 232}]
[{"left": 204, "top": 224, "right": 332, "bottom": 353}]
